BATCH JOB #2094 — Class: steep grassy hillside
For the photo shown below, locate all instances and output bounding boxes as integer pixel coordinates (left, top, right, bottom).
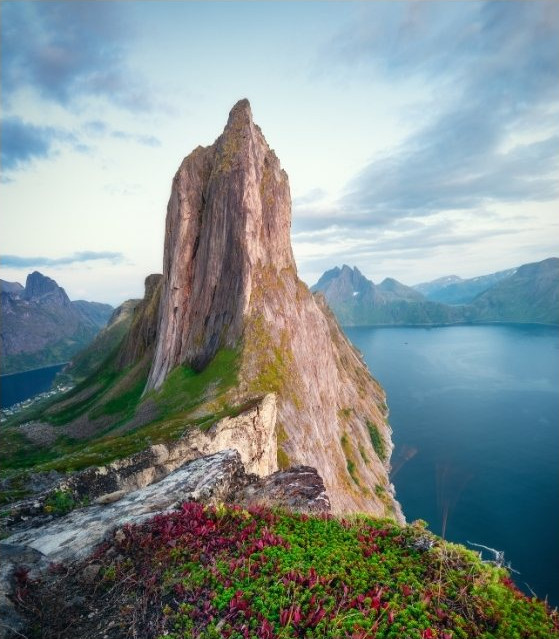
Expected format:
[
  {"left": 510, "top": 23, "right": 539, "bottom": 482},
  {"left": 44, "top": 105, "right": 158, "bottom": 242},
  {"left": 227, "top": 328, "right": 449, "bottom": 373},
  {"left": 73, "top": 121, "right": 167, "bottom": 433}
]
[
  {"left": 61, "top": 298, "right": 141, "bottom": 383},
  {"left": 0, "top": 347, "right": 240, "bottom": 479}
]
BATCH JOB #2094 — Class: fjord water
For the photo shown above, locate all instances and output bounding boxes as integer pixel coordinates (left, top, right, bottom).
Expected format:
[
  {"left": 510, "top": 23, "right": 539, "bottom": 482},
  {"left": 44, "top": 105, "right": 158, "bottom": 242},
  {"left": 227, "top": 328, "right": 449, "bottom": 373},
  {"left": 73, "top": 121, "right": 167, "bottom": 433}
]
[
  {"left": 345, "top": 324, "right": 558, "bottom": 607},
  {"left": 0, "top": 363, "right": 66, "bottom": 409}
]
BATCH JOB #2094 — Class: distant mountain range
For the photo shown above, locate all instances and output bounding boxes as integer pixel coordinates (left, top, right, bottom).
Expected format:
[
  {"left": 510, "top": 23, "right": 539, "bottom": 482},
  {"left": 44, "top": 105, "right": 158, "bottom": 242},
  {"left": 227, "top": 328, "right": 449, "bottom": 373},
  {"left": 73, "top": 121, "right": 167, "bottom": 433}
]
[
  {"left": 312, "top": 258, "right": 558, "bottom": 327},
  {"left": 1, "top": 272, "right": 113, "bottom": 375},
  {"left": 414, "top": 268, "right": 517, "bottom": 305}
]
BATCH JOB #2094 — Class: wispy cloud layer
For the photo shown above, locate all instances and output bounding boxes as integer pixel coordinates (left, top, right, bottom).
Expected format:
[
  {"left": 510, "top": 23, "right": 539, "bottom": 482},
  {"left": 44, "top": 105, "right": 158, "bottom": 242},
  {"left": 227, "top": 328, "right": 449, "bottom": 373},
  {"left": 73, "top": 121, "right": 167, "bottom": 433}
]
[
  {"left": 1, "top": 2, "right": 163, "bottom": 177},
  {"left": 2, "top": 252, "right": 125, "bottom": 269},
  {"left": 2, "top": 2, "right": 152, "bottom": 112},
  {"left": 312, "top": 2, "right": 559, "bottom": 231},
  {"left": 1, "top": 117, "right": 91, "bottom": 173},
  {"left": 1, "top": 118, "right": 59, "bottom": 171}
]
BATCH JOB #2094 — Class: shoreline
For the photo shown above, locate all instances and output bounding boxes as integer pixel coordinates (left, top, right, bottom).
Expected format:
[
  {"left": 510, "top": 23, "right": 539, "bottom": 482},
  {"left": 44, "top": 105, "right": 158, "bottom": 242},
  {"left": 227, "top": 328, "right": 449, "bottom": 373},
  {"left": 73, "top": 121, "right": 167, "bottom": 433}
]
[{"left": 0, "top": 361, "right": 69, "bottom": 379}]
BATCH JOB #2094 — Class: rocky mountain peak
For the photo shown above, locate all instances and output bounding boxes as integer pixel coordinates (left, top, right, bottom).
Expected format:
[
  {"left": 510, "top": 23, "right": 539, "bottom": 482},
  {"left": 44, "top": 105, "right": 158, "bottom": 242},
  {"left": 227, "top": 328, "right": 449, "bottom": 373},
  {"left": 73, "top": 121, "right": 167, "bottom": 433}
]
[
  {"left": 147, "top": 99, "right": 294, "bottom": 386},
  {"left": 144, "top": 101, "right": 401, "bottom": 517},
  {"left": 225, "top": 97, "right": 253, "bottom": 129},
  {"left": 24, "top": 271, "right": 69, "bottom": 304},
  {"left": 0, "top": 280, "right": 24, "bottom": 296}
]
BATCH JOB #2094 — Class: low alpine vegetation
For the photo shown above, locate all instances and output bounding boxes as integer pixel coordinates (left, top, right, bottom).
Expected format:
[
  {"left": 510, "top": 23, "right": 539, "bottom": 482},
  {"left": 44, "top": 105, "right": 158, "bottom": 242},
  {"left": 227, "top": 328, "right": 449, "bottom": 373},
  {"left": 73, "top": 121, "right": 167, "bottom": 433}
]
[{"left": 16, "top": 503, "right": 558, "bottom": 639}]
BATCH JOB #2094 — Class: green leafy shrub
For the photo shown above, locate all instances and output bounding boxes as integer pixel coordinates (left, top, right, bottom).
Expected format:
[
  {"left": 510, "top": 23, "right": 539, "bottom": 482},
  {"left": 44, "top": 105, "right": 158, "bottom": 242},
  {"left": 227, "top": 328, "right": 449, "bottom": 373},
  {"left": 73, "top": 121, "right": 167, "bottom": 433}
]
[{"left": 44, "top": 489, "right": 75, "bottom": 514}]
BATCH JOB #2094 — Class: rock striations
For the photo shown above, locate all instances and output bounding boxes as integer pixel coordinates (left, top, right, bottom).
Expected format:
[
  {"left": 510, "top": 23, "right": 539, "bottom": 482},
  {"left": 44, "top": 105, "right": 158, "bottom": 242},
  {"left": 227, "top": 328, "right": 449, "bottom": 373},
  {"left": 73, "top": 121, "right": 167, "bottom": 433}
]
[
  {"left": 145, "top": 99, "right": 400, "bottom": 517},
  {"left": 147, "top": 99, "right": 294, "bottom": 385}
]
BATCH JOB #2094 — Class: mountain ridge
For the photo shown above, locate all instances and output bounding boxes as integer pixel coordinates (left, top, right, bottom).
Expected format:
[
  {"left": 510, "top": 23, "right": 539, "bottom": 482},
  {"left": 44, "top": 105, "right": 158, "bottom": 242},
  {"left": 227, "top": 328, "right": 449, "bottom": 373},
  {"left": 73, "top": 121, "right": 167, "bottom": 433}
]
[
  {"left": 414, "top": 267, "right": 518, "bottom": 305},
  {"left": 313, "top": 258, "right": 558, "bottom": 326},
  {"left": 0, "top": 272, "right": 113, "bottom": 375}
]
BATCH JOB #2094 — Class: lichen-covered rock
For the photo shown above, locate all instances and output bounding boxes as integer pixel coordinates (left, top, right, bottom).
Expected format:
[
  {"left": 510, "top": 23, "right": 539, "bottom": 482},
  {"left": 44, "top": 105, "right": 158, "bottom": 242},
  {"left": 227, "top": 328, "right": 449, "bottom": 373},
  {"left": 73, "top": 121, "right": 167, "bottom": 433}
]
[{"left": 145, "top": 99, "right": 401, "bottom": 518}]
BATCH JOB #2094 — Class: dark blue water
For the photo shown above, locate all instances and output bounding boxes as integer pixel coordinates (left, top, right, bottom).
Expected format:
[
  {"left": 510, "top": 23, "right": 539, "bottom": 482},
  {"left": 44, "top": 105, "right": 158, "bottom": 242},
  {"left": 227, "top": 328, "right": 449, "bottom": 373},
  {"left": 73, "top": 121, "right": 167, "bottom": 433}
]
[
  {"left": 0, "top": 363, "right": 67, "bottom": 409},
  {"left": 345, "top": 324, "right": 559, "bottom": 607}
]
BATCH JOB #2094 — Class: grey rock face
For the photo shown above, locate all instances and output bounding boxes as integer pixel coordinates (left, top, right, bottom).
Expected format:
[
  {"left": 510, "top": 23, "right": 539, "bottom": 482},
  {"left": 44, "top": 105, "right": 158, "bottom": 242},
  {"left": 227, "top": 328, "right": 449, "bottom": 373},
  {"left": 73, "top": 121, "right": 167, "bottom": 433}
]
[
  {"left": 1, "top": 452, "right": 330, "bottom": 570},
  {"left": 237, "top": 466, "right": 330, "bottom": 513},
  {"left": 2, "top": 450, "right": 247, "bottom": 566},
  {"left": 147, "top": 99, "right": 294, "bottom": 385},
  {"left": 24, "top": 271, "right": 68, "bottom": 303},
  {"left": 117, "top": 273, "right": 162, "bottom": 369},
  {"left": 0, "top": 280, "right": 24, "bottom": 295}
]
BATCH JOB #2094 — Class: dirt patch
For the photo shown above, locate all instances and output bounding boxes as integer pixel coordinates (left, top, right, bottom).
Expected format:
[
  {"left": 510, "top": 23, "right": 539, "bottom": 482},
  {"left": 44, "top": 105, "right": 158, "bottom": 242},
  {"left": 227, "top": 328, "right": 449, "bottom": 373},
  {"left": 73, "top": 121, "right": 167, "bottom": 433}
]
[{"left": 11, "top": 549, "right": 158, "bottom": 639}]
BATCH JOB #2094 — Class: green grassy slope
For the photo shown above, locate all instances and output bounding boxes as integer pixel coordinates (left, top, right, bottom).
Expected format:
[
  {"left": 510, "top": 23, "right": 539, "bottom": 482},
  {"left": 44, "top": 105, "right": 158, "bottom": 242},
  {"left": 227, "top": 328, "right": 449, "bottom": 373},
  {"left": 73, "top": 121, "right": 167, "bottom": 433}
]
[{"left": 0, "top": 348, "right": 240, "bottom": 480}]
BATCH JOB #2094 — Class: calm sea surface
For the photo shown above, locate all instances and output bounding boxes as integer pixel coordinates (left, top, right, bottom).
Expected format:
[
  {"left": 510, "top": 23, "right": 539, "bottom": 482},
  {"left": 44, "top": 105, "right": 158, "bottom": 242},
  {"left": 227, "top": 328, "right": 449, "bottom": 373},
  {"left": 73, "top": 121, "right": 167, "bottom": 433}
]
[
  {"left": 345, "top": 324, "right": 559, "bottom": 607},
  {"left": 0, "top": 363, "right": 67, "bottom": 409}
]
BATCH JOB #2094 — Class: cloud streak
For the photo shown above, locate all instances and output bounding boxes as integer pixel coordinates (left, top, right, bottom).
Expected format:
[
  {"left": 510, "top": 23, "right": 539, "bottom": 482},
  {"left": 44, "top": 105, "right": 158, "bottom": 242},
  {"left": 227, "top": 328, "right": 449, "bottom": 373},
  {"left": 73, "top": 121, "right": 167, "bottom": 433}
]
[
  {"left": 323, "top": 1, "right": 559, "bottom": 229},
  {"left": 0, "top": 117, "right": 94, "bottom": 173},
  {"left": 1, "top": 2, "right": 154, "bottom": 112},
  {"left": 2, "top": 252, "right": 125, "bottom": 269},
  {"left": 1, "top": 119, "right": 58, "bottom": 171}
]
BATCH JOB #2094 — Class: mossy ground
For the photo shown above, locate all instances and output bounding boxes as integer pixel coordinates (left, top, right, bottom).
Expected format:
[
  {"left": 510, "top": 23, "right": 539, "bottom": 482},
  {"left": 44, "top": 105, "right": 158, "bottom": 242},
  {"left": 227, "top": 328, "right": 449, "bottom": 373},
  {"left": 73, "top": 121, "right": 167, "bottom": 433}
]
[{"left": 15, "top": 503, "right": 559, "bottom": 639}]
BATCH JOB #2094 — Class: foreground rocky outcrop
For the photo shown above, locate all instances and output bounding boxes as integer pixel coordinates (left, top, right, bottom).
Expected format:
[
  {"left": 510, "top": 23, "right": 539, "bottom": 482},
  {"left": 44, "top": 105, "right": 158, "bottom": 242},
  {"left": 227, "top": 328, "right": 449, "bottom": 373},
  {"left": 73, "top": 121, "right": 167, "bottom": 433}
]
[
  {"left": 4, "top": 394, "right": 278, "bottom": 533},
  {"left": 0, "top": 450, "right": 329, "bottom": 639}
]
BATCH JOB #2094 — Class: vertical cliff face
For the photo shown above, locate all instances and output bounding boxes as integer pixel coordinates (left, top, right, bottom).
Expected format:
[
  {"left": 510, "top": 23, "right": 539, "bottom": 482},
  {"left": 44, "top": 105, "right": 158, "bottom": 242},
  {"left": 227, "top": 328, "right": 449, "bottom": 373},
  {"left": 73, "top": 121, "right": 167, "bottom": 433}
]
[
  {"left": 146, "top": 99, "right": 401, "bottom": 518},
  {"left": 147, "top": 99, "right": 294, "bottom": 387}
]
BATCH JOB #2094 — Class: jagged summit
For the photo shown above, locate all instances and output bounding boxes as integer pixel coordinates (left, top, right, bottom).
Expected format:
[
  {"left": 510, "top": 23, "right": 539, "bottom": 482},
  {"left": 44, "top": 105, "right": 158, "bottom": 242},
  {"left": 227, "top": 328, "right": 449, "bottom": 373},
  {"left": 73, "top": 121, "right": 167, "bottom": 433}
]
[
  {"left": 24, "top": 271, "right": 69, "bottom": 303},
  {"left": 226, "top": 97, "right": 253, "bottom": 126},
  {"left": 0, "top": 271, "right": 113, "bottom": 374},
  {"left": 147, "top": 98, "right": 294, "bottom": 387}
]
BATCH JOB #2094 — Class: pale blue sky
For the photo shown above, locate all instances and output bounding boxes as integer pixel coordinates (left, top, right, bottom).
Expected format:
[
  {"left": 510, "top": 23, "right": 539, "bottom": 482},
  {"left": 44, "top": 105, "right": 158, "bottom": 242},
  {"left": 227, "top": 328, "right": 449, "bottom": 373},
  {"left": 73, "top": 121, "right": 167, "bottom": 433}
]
[{"left": 1, "top": 1, "right": 558, "bottom": 305}]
